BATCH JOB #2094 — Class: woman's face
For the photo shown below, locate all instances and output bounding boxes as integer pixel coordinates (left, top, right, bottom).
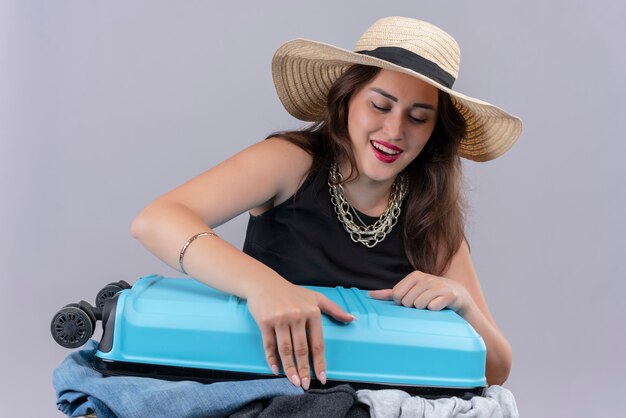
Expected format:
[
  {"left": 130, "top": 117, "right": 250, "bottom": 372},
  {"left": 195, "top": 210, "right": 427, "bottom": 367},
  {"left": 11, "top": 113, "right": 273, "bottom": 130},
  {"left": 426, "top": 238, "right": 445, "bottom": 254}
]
[{"left": 347, "top": 69, "right": 439, "bottom": 184}]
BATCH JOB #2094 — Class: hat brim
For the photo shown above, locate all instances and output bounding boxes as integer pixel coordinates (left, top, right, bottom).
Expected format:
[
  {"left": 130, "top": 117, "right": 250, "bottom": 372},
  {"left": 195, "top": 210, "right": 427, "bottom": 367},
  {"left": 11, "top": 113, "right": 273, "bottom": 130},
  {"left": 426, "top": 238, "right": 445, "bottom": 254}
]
[{"left": 272, "top": 39, "right": 522, "bottom": 162}]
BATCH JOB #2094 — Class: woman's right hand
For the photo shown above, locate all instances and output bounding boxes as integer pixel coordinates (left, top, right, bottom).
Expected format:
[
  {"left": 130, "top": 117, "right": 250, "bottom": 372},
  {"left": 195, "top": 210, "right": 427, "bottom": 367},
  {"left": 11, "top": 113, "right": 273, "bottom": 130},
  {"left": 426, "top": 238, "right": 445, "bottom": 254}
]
[{"left": 246, "top": 281, "right": 356, "bottom": 390}]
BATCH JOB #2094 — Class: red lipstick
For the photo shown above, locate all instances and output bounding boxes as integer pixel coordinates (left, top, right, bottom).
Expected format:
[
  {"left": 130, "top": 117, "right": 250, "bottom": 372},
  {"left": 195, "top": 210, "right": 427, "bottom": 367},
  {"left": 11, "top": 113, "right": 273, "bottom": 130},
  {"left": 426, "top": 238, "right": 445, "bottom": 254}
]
[{"left": 370, "top": 140, "right": 403, "bottom": 163}]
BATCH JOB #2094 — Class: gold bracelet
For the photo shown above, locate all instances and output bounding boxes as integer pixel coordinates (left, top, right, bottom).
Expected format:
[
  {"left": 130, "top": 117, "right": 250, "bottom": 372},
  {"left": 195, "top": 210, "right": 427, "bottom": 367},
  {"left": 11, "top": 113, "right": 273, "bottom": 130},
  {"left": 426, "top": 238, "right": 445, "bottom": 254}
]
[{"left": 179, "top": 232, "right": 218, "bottom": 275}]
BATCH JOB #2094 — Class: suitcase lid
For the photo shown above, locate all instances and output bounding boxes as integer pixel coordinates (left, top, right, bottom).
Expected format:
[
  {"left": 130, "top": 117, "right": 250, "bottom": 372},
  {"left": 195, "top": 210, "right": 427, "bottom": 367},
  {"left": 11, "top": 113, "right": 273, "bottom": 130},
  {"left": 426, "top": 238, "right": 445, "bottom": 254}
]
[{"left": 96, "top": 275, "right": 486, "bottom": 389}]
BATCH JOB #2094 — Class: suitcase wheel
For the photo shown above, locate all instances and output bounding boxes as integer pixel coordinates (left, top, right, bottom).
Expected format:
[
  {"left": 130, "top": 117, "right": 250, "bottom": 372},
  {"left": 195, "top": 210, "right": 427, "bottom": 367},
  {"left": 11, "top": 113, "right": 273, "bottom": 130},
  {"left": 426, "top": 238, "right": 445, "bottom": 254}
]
[
  {"left": 50, "top": 305, "right": 95, "bottom": 349},
  {"left": 95, "top": 281, "right": 130, "bottom": 308}
]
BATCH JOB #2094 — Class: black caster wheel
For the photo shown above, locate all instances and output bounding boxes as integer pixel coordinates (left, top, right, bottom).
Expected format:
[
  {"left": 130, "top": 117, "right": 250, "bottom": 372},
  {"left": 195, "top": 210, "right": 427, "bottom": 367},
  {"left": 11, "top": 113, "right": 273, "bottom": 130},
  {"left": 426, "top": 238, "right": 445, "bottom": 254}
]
[
  {"left": 95, "top": 281, "right": 131, "bottom": 308},
  {"left": 50, "top": 304, "right": 95, "bottom": 349}
]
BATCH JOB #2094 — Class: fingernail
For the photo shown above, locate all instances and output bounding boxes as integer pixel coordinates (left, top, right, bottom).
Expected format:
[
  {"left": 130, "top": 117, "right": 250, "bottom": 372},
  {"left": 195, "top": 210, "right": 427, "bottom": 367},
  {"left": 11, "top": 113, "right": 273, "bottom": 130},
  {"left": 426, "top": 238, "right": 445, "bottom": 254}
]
[
  {"left": 271, "top": 365, "right": 279, "bottom": 376},
  {"left": 302, "top": 376, "right": 310, "bottom": 390},
  {"left": 291, "top": 374, "right": 301, "bottom": 387},
  {"left": 319, "top": 371, "right": 326, "bottom": 385},
  {"left": 349, "top": 314, "right": 357, "bottom": 321}
]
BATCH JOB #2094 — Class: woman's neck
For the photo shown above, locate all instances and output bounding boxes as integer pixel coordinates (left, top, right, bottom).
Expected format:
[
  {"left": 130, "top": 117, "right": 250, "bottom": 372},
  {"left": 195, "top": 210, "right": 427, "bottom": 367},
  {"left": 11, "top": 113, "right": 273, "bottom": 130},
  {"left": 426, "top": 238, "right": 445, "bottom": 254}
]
[{"left": 338, "top": 164, "right": 395, "bottom": 217}]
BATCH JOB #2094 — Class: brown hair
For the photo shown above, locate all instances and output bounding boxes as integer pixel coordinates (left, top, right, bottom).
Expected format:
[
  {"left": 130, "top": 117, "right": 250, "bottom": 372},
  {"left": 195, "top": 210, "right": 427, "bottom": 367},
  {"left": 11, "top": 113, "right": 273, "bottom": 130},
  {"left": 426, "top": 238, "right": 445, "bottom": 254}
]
[{"left": 269, "top": 65, "right": 467, "bottom": 275}]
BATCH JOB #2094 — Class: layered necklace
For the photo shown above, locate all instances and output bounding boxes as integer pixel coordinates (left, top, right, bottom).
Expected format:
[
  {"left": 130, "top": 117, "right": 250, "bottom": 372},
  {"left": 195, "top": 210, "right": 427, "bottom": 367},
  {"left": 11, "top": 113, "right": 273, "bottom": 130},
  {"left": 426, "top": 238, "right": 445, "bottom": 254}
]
[{"left": 328, "top": 163, "right": 409, "bottom": 248}]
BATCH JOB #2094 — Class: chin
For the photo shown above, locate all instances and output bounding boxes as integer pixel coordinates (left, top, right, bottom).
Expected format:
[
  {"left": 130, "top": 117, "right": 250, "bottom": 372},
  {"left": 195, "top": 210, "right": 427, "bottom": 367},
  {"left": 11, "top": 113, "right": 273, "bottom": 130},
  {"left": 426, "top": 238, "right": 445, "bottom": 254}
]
[{"left": 361, "top": 162, "right": 404, "bottom": 183}]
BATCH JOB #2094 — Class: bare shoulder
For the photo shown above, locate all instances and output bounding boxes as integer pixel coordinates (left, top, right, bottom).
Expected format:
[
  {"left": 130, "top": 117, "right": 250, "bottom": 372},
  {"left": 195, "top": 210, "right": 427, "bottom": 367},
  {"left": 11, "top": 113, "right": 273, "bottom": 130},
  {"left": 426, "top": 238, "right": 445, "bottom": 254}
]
[
  {"left": 154, "top": 136, "right": 314, "bottom": 227},
  {"left": 249, "top": 136, "right": 313, "bottom": 173},
  {"left": 249, "top": 136, "right": 313, "bottom": 198},
  {"left": 222, "top": 136, "right": 314, "bottom": 203}
]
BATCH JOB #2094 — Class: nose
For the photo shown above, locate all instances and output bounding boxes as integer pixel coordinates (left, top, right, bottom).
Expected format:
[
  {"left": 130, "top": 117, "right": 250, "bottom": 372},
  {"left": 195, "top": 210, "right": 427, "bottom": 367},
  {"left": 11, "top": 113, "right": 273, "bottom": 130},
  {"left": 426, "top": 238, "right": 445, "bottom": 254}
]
[{"left": 383, "top": 110, "right": 405, "bottom": 141}]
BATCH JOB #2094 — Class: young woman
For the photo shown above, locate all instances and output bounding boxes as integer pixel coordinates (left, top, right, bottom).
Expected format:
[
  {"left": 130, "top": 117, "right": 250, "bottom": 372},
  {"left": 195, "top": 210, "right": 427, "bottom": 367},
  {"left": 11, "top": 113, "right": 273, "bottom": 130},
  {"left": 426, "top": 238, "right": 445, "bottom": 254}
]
[{"left": 131, "top": 17, "right": 522, "bottom": 391}]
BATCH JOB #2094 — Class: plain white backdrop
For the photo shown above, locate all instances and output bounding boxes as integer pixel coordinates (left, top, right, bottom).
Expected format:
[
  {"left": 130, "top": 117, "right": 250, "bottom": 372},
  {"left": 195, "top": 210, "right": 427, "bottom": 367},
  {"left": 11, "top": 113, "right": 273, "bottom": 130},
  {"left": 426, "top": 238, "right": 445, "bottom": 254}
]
[{"left": 1, "top": 1, "right": 624, "bottom": 417}]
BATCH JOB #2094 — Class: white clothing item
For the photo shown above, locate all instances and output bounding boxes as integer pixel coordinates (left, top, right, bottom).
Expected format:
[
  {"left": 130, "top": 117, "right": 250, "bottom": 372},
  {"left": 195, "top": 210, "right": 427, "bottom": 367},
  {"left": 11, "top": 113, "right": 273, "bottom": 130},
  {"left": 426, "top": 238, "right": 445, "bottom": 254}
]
[{"left": 356, "top": 385, "right": 519, "bottom": 418}]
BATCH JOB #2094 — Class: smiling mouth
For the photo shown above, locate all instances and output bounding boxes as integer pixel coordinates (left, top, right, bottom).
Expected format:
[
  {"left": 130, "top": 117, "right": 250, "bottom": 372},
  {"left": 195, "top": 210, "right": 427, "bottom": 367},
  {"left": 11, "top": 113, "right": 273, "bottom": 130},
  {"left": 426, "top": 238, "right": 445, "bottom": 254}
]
[
  {"left": 371, "top": 140, "right": 402, "bottom": 154},
  {"left": 370, "top": 140, "right": 402, "bottom": 163},
  {"left": 371, "top": 141, "right": 400, "bottom": 156}
]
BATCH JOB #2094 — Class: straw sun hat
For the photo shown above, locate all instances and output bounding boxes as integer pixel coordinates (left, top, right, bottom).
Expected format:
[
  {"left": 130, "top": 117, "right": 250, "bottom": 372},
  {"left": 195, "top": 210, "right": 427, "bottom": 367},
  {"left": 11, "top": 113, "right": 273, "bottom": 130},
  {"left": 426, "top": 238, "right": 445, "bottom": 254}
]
[{"left": 272, "top": 16, "right": 522, "bottom": 162}]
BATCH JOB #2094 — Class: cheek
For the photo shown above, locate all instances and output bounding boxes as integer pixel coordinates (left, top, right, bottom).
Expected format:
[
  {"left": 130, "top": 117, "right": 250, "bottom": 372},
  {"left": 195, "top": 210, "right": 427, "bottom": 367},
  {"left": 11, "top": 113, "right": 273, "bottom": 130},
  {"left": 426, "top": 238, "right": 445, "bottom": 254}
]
[
  {"left": 347, "top": 111, "right": 357, "bottom": 137},
  {"left": 348, "top": 103, "right": 377, "bottom": 136},
  {"left": 412, "top": 125, "right": 435, "bottom": 144}
]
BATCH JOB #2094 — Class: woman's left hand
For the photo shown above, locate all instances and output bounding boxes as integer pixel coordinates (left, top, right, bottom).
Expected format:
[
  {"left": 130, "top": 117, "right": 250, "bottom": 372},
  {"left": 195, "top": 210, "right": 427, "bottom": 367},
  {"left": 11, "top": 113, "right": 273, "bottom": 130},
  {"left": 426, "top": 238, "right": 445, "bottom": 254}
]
[{"left": 368, "top": 270, "right": 473, "bottom": 315}]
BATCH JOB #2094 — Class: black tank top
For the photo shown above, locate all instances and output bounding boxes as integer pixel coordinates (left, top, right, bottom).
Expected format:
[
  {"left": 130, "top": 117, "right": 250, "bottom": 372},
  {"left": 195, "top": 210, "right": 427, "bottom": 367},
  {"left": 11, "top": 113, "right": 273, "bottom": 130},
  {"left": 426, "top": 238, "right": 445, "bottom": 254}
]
[{"left": 242, "top": 166, "right": 414, "bottom": 290}]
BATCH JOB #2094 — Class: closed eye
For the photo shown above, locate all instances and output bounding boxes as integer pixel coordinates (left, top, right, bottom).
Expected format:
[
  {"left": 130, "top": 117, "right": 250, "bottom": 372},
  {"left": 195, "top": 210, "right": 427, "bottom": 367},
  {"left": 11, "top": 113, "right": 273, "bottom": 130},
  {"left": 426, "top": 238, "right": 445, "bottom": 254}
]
[
  {"left": 371, "top": 102, "right": 390, "bottom": 112},
  {"left": 372, "top": 101, "right": 427, "bottom": 124},
  {"left": 410, "top": 116, "right": 427, "bottom": 124}
]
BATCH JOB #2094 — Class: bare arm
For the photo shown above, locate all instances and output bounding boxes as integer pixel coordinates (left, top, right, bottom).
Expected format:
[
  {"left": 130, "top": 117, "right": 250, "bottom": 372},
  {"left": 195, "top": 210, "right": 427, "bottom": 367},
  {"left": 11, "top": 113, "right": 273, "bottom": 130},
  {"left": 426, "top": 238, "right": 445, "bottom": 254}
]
[
  {"left": 130, "top": 137, "right": 308, "bottom": 297},
  {"left": 440, "top": 241, "right": 512, "bottom": 385},
  {"left": 130, "top": 137, "right": 354, "bottom": 389},
  {"left": 369, "top": 240, "right": 512, "bottom": 385}
]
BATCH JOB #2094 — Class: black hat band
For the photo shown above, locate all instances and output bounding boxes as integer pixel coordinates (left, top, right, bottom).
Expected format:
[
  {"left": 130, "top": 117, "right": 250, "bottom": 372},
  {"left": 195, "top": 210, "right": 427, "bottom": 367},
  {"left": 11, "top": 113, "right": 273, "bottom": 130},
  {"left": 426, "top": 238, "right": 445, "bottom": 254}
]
[{"left": 357, "top": 46, "right": 455, "bottom": 89}]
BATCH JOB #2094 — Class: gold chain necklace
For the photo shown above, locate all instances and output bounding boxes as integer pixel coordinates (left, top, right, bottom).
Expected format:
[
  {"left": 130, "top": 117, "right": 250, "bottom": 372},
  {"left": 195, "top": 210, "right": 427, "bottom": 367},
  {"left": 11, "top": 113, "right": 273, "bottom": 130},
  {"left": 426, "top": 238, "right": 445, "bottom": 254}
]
[{"left": 328, "top": 164, "right": 408, "bottom": 248}]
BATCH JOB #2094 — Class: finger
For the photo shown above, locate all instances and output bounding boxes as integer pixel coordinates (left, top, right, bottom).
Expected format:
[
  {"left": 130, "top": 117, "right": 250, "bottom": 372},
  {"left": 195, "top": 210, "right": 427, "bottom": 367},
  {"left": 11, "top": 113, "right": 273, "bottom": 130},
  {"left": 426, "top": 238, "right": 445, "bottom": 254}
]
[
  {"left": 307, "top": 312, "right": 327, "bottom": 385},
  {"left": 275, "top": 323, "right": 300, "bottom": 387},
  {"left": 318, "top": 295, "right": 356, "bottom": 322},
  {"left": 368, "top": 289, "right": 393, "bottom": 300},
  {"left": 400, "top": 274, "right": 436, "bottom": 307},
  {"left": 290, "top": 319, "right": 311, "bottom": 390},
  {"left": 258, "top": 323, "right": 280, "bottom": 376},
  {"left": 427, "top": 295, "right": 452, "bottom": 311},
  {"left": 392, "top": 272, "right": 422, "bottom": 304},
  {"left": 400, "top": 283, "right": 426, "bottom": 308},
  {"left": 413, "top": 288, "right": 445, "bottom": 310}
]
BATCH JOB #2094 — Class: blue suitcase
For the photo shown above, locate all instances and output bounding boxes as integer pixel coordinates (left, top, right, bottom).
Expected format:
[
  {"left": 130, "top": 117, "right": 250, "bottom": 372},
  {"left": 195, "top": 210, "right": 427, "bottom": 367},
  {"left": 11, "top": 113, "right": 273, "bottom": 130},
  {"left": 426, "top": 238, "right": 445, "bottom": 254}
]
[{"left": 51, "top": 274, "right": 487, "bottom": 398}]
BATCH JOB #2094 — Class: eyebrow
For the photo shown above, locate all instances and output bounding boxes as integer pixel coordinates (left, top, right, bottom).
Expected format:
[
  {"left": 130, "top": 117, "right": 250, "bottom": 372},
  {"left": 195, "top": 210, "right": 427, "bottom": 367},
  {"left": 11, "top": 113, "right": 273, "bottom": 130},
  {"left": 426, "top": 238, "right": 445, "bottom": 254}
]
[{"left": 370, "top": 88, "right": 436, "bottom": 111}]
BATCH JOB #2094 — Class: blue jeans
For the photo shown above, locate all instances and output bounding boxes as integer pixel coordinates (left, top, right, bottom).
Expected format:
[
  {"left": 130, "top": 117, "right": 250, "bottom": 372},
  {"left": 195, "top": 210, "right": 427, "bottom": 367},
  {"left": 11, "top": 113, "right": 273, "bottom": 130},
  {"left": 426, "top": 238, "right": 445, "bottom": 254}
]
[{"left": 53, "top": 340, "right": 303, "bottom": 418}]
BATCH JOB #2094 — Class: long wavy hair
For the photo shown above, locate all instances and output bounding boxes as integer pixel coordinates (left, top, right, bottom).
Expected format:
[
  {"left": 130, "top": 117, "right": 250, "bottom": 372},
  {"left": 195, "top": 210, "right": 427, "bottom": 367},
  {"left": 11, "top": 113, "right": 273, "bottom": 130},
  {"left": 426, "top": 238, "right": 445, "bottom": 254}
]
[{"left": 269, "top": 65, "right": 467, "bottom": 275}]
